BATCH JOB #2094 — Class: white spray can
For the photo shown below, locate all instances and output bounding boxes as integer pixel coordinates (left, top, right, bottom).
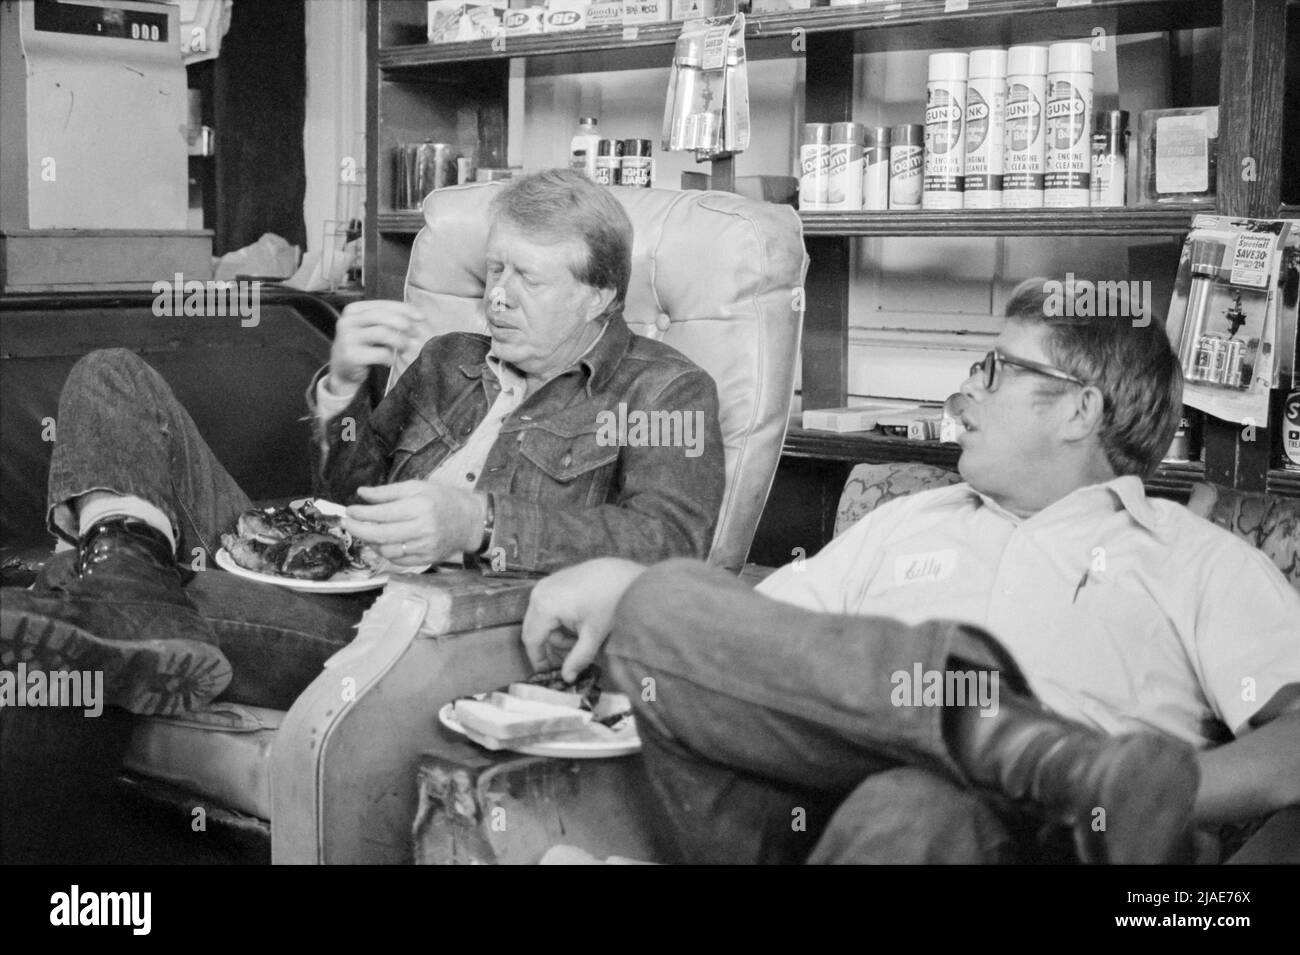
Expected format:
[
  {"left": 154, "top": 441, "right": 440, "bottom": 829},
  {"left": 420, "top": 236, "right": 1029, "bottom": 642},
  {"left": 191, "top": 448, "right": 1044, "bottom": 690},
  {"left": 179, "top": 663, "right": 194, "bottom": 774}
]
[
  {"left": 799, "top": 123, "right": 832, "bottom": 211},
  {"left": 923, "top": 52, "right": 968, "bottom": 210},
  {"left": 827, "top": 122, "right": 864, "bottom": 210},
  {"left": 1044, "top": 42, "right": 1094, "bottom": 208},
  {"left": 863, "top": 125, "right": 891, "bottom": 210},
  {"left": 1003, "top": 45, "right": 1048, "bottom": 209},
  {"left": 963, "top": 49, "right": 1007, "bottom": 209}
]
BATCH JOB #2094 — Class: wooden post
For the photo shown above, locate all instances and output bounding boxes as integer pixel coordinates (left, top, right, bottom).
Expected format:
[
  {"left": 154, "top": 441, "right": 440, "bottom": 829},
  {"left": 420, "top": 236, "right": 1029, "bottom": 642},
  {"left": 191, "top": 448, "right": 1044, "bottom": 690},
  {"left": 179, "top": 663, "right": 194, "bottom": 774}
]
[
  {"left": 800, "top": 30, "right": 855, "bottom": 411},
  {"left": 1204, "top": 0, "right": 1287, "bottom": 491}
]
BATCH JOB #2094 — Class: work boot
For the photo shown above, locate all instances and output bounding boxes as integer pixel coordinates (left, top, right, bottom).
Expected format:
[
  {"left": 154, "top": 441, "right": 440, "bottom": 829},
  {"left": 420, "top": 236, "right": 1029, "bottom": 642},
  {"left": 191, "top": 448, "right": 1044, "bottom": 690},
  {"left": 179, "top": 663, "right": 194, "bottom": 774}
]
[
  {"left": 0, "top": 517, "right": 231, "bottom": 716},
  {"left": 947, "top": 691, "right": 1199, "bottom": 864}
]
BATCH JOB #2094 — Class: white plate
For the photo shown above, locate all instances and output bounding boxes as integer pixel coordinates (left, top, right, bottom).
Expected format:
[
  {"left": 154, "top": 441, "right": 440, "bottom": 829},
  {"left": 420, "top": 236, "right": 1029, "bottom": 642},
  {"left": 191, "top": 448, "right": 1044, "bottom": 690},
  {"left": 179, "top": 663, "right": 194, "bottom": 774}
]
[
  {"left": 215, "top": 547, "right": 389, "bottom": 593},
  {"left": 438, "top": 693, "right": 641, "bottom": 759}
]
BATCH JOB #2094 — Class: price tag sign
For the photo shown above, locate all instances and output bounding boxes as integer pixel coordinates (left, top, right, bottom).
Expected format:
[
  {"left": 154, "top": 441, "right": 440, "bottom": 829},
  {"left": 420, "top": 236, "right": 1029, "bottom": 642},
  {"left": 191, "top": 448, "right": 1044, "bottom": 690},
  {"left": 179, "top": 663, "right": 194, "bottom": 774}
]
[
  {"left": 1229, "top": 232, "right": 1277, "bottom": 289},
  {"left": 1057, "top": 0, "right": 1092, "bottom": 7},
  {"left": 623, "top": 25, "right": 639, "bottom": 41},
  {"left": 701, "top": 24, "right": 728, "bottom": 71},
  {"left": 944, "top": 1, "right": 969, "bottom": 12}
]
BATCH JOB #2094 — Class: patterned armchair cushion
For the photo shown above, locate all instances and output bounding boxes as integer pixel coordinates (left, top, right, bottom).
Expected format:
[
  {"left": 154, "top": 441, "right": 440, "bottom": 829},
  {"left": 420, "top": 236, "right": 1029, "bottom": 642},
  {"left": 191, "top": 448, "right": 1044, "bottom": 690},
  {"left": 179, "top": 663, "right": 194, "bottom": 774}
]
[
  {"left": 835, "top": 462, "right": 962, "bottom": 538},
  {"left": 1186, "top": 482, "right": 1300, "bottom": 592}
]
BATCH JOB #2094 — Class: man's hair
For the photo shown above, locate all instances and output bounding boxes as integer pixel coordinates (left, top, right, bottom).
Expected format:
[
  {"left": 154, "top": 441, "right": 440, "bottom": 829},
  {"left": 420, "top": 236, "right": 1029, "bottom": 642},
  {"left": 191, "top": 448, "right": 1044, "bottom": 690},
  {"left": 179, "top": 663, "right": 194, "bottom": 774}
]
[
  {"left": 1003, "top": 278, "right": 1183, "bottom": 478},
  {"left": 488, "top": 168, "right": 633, "bottom": 322}
]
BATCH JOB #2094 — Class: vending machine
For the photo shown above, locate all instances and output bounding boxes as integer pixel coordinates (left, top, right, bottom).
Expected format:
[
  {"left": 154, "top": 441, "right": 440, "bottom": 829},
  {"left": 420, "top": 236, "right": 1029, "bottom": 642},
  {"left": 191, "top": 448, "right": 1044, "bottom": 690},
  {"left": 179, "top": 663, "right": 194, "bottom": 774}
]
[{"left": 0, "top": 0, "right": 211, "bottom": 291}]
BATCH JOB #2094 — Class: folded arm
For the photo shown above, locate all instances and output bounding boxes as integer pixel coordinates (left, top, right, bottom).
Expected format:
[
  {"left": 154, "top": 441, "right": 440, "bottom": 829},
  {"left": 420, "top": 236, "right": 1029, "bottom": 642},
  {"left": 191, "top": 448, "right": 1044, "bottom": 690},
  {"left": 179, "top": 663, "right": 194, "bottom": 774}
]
[{"left": 1194, "top": 690, "right": 1300, "bottom": 826}]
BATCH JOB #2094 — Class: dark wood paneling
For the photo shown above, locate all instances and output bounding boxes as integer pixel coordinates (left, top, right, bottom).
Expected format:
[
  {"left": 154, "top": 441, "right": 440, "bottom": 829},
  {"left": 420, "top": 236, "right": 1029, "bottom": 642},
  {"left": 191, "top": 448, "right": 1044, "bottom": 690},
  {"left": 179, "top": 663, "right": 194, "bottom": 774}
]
[
  {"left": 801, "top": 237, "right": 850, "bottom": 411},
  {"left": 211, "top": 0, "right": 307, "bottom": 256},
  {"left": 1206, "top": 0, "right": 1289, "bottom": 491}
]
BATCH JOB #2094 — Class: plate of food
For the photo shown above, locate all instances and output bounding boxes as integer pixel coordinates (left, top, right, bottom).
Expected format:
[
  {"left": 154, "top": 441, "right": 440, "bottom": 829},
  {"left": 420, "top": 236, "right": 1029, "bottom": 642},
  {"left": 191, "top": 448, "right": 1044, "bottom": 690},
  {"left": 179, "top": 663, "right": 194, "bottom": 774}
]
[
  {"left": 438, "top": 667, "right": 640, "bottom": 759},
  {"left": 216, "top": 498, "right": 388, "bottom": 593}
]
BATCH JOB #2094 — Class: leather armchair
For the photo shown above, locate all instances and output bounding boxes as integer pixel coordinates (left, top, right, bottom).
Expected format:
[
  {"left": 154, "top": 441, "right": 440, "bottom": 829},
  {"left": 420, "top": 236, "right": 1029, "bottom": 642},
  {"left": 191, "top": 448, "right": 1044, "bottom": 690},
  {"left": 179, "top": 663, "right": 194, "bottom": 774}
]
[{"left": 120, "top": 184, "right": 809, "bottom": 861}]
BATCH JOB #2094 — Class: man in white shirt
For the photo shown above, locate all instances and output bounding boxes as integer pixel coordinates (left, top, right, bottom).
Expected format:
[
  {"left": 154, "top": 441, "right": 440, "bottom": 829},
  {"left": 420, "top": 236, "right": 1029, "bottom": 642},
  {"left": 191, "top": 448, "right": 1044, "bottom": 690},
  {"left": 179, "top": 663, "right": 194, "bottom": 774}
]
[{"left": 519, "top": 279, "right": 1300, "bottom": 864}]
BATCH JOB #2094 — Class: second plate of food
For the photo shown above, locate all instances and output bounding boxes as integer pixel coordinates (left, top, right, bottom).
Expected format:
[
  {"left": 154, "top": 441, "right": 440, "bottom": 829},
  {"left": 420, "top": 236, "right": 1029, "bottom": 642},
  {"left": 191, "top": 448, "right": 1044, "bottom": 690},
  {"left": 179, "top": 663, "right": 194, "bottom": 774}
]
[{"left": 215, "top": 547, "right": 389, "bottom": 593}]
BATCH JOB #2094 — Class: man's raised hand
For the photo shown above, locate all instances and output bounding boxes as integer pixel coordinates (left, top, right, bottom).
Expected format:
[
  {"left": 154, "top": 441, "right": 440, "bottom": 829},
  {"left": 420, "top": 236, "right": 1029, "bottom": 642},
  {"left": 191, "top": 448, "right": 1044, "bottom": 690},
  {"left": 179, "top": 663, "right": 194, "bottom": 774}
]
[{"left": 327, "top": 300, "right": 426, "bottom": 396}]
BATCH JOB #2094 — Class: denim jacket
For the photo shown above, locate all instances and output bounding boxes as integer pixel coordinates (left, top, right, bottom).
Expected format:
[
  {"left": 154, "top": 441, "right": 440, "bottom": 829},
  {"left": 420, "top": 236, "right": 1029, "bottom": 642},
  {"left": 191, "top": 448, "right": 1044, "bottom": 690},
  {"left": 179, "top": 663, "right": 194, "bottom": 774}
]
[{"left": 311, "top": 316, "right": 725, "bottom": 575}]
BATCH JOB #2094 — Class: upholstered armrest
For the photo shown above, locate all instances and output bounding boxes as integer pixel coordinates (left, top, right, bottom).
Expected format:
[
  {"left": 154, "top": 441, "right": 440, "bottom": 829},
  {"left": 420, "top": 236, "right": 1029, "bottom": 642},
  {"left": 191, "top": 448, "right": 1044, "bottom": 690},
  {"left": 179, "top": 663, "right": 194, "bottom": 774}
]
[
  {"left": 270, "top": 570, "right": 537, "bottom": 864},
  {"left": 1186, "top": 482, "right": 1300, "bottom": 591}
]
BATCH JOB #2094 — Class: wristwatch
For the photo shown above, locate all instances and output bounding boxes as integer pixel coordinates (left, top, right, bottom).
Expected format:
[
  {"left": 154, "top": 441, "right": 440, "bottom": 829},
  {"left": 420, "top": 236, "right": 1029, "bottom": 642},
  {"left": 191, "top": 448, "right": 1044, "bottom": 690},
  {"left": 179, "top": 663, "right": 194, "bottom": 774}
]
[{"left": 476, "top": 492, "right": 496, "bottom": 556}]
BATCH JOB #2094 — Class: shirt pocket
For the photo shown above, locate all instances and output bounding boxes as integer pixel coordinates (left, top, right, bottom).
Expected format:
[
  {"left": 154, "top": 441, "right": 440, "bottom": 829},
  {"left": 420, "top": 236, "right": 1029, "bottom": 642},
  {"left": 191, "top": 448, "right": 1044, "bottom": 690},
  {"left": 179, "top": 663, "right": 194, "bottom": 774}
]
[
  {"left": 518, "top": 422, "right": 620, "bottom": 505},
  {"left": 389, "top": 412, "right": 452, "bottom": 482}
]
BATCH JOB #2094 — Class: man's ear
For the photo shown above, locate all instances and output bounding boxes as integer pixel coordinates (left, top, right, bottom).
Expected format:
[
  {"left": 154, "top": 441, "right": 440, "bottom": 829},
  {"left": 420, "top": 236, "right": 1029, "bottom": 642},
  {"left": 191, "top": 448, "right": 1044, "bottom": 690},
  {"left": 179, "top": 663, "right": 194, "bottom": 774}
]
[
  {"left": 583, "top": 285, "right": 617, "bottom": 324},
  {"left": 1061, "top": 384, "right": 1106, "bottom": 441}
]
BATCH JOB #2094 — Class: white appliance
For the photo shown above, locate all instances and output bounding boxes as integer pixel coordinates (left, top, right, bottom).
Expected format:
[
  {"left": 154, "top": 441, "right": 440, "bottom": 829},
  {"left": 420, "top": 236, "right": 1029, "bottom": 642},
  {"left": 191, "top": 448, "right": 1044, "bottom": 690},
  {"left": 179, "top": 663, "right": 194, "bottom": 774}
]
[{"left": 0, "top": 0, "right": 211, "bottom": 290}]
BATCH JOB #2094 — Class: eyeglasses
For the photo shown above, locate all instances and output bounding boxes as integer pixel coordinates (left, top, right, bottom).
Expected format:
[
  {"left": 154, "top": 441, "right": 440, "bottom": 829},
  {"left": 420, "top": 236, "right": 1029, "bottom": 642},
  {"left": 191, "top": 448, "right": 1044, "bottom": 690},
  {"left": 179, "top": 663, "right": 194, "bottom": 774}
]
[{"left": 968, "top": 349, "right": 1089, "bottom": 392}]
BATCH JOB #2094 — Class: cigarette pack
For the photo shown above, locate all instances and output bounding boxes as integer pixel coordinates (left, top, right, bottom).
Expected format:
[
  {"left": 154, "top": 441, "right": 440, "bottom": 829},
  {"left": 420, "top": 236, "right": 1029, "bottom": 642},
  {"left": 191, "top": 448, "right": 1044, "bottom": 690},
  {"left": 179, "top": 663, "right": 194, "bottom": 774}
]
[
  {"left": 501, "top": 6, "right": 544, "bottom": 34},
  {"left": 586, "top": 0, "right": 623, "bottom": 27},
  {"left": 542, "top": 0, "right": 588, "bottom": 31},
  {"left": 802, "top": 406, "right": 883, "bottom": 433}
]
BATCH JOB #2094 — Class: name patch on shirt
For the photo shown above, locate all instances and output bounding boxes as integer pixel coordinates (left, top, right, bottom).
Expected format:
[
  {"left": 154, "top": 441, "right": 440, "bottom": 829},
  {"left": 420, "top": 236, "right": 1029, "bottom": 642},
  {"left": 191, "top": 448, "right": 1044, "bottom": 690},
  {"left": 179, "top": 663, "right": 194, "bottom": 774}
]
[{"left": 893, "top": 549, "right": 957, "bottom": 586}]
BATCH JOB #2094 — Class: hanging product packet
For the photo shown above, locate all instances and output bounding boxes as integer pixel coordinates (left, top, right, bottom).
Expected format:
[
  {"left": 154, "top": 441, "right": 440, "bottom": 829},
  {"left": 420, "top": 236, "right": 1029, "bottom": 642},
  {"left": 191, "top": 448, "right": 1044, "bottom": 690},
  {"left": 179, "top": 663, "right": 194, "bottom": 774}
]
[
  {"left": 1164, "top": 215, "right": 1299, "bottom": 426},
  {"left": 661, "top": 14, "right": 750, "bottom": 160}
]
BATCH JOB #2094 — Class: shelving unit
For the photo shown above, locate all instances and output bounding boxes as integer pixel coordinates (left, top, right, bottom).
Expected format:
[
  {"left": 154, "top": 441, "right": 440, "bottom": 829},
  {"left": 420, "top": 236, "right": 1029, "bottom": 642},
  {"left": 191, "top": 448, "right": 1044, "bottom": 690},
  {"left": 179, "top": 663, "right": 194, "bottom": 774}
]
[{"left": 367, "top": 0, "right": 1299, "bottom": 558}]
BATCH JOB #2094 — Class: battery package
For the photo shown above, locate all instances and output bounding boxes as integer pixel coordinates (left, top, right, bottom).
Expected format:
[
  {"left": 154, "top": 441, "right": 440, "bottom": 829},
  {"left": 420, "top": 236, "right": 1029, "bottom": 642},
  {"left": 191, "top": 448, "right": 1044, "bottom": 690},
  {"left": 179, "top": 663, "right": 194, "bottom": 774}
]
[{"left": 1165, "top": 214, "right": 1296, "bottom": 426}]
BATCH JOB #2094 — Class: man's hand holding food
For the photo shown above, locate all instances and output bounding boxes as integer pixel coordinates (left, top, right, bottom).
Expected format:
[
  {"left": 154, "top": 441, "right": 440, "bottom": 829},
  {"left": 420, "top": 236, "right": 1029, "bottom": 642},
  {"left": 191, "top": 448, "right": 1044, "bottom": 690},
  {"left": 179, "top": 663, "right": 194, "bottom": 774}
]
[
  {"left": 521, "top": 558, "right": 648, "bottom": 681},
  {"left": 342, "top": 481, "right": 487, "bottom": 569}
]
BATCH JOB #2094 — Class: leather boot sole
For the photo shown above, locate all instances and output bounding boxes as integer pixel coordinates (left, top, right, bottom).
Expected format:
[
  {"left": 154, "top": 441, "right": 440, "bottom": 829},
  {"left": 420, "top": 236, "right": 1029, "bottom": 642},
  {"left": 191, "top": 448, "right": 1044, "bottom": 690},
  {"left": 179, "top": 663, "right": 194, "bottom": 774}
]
[
  {"left": 1071, "top": 733, "right": 1199, "bottom": 864},
  {"left": 0, "top": 601, "right": 231, "bottom": 717}
]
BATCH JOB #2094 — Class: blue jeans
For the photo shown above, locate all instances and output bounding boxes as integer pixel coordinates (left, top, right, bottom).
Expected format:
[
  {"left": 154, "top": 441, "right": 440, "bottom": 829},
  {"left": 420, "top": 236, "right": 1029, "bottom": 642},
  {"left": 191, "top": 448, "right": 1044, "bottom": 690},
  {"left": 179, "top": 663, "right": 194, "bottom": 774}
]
[
  {"left": 606, "top": 560, "right": 1036, "bottom": 864},
  {"left": 43, "top": 348, "right": 373, "bottom": 710}
]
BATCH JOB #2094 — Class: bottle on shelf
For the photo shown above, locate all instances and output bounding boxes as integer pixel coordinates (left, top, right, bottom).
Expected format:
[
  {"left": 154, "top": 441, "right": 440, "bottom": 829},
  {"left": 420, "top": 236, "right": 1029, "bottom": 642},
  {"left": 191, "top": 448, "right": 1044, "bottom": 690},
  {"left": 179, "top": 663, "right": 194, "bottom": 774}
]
[
  {"left": 1091, "top": 110, "right": 1130, "bottom": 207},
  {"left": 570, "top": 116, "right": 601, "bottom": 180},
  {"left": 1004, "top": 45, "right": 1048, "bottom": 209},
  {"left": 1044, "top": 42, "right": 1094, "bottom": 208}
]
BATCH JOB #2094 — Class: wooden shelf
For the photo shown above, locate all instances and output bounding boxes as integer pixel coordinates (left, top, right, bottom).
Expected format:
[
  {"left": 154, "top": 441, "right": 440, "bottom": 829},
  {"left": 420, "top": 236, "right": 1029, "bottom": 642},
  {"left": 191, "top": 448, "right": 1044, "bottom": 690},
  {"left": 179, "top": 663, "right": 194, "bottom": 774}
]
[
  {"left": 800, "top": 208, "right": 1193, "bottom": 237},
  {"left": 385, "top": 207, "right": 1194, "bottom": 238},
  {"left": 1269, "top": 468, "right": 1300, "bottom": 498},
  {"left": 378, "top": 0, "right": 1212, "bottom": 70},
  {"left": 781, "top": 426, "right": 1215, "bottom": 498},
  {"left": 377, "top": 211, "right": 426, "bottom": 235}
]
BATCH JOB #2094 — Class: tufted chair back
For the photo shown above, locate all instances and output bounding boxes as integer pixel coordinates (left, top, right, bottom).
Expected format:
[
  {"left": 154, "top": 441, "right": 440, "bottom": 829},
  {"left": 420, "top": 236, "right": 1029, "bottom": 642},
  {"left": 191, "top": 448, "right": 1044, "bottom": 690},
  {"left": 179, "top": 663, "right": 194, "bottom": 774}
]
[{"left": 401, "top": 181, "right": 808, "bottom": 571}]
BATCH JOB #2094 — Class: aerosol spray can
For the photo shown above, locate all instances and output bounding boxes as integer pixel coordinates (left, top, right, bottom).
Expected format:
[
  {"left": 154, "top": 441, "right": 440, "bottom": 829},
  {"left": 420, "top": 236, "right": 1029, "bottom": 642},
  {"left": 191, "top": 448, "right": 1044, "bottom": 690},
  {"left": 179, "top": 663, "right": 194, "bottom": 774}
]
[
  {"left": 1284, "top": 390, "right": 1300, "bottom": 470},
  {"left": 620, "top": 139, "right": 654, "bottom": 187},
  {"left": 1003, "top": 45, "right": 1048, "bottom": 208},
  {"left": 964, "top": 49, "right": 1006, "bottom": 208},
  {"left": 863, "top": 125, "right": 891, "bottom": 210},
  {"left": 1091, "top": 110, "right": 1129, "bottom": 207},
  {"left": 594, "top": 139, "right": 624, "bottom": 186},
  {"left": 827, "top": 122, "right": 864, "bottom": 210},
  {"left": 923, "top": 52, "right": 968, "bottom": 210},
  {"left": 1044, "top": 42, "right": 1094, "bottom": 208},
  {"left": 890, "top": 124, "right": 924, "bottom": 210},
  {"left": 800, "top": 123, "right": 832, "bottom": 210}
]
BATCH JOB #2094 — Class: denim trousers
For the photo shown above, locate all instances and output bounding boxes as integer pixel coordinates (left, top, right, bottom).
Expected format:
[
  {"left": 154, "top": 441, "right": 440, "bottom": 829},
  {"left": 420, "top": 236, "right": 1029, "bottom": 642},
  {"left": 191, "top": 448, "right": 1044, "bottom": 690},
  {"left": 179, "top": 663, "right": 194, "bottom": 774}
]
[
  {"left": 44, "top": 348, "right": 373, "bottom": 710},
  {"left": 606, "top": 560, "right": 1040, "bottom": 864}
]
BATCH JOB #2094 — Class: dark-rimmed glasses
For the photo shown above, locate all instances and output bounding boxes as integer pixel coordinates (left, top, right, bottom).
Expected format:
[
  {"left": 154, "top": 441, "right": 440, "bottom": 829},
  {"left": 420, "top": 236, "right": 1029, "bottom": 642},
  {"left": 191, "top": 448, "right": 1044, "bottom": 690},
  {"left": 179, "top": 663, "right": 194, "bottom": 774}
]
[{"left": 969, "top": 350, "right": 1089, "bottom": 392}]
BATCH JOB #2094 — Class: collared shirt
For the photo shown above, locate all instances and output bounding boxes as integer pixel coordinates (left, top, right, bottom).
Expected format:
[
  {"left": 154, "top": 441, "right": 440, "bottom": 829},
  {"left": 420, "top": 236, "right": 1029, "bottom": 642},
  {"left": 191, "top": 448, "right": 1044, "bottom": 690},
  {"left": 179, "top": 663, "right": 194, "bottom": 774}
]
[
  {"left": 315, "top": 352, "right": 527, "bottom": 493},
  {"left": 312, "top": 329, "right": 608, "bottom": 572},
  {"left": 757, "top": 476, "right": 1300, "bottom": 748},
  {"left": 314, "top": 324, "right": 609, "bottom": 494}
]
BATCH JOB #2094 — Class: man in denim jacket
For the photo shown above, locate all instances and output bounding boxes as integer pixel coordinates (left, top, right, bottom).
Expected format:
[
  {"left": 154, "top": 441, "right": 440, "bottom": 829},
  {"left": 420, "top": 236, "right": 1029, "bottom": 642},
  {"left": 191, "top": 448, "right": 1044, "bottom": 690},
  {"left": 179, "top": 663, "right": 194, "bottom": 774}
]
[{"left": 1, "top": 170, "right": 724, "bottom": 714}]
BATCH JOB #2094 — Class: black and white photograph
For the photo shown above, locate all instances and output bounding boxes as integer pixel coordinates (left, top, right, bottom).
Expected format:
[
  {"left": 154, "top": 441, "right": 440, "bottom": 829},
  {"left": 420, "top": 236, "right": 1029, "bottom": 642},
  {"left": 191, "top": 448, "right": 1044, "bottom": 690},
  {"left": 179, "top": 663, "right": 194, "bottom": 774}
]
[{"left": 0, "top": 0, "right": 1297, "bottom": 916}]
